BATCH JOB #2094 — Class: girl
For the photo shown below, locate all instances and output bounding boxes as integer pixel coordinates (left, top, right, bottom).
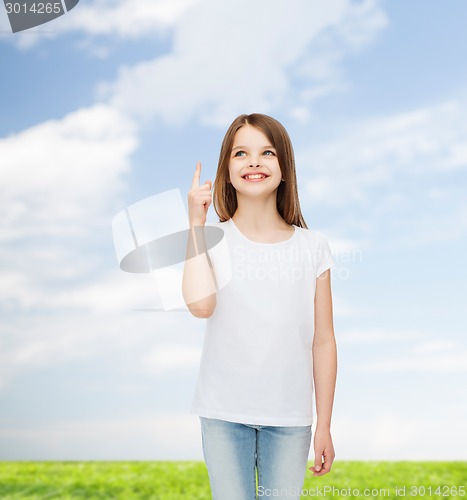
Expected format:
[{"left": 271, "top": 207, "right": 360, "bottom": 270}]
[{"left": 183, "top": 113, "right": 337, "bottom": 499}]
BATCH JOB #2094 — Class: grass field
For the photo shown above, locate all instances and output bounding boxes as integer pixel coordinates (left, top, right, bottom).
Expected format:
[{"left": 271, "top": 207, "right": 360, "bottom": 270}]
[{"left": 0, "top": 461, "right": 465, "bottom": 499}]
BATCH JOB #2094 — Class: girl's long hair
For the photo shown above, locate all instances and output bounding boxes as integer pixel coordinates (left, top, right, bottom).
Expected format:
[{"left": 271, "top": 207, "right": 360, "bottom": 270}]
[{"left": 213, "top": 113, "right": 308, "bottom": 228}]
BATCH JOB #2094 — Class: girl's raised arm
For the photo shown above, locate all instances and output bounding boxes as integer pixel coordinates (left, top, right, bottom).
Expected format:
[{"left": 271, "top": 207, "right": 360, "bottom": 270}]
[{"left": 182, "top": 162, "right": 218, "bottom": 318}]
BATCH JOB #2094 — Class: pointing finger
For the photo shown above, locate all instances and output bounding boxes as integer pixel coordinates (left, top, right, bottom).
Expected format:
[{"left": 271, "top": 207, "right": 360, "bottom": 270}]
[{"left": 191, "top": 161, "right": 201, "bottom": 189}]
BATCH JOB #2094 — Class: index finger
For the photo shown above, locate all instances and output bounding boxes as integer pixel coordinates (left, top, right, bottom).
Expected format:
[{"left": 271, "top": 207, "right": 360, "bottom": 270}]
[{"left": 191, "top": 161, "right": 201, "bottom": 189}]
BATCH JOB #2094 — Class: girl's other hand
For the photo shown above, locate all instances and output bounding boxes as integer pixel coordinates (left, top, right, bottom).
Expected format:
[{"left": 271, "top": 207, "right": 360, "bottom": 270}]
[
  {"left": 188, "top": 161, "right": 212, "bottom": 226},
  {"left": 309, "top": 427, "right": 335, "bottom": 476}
]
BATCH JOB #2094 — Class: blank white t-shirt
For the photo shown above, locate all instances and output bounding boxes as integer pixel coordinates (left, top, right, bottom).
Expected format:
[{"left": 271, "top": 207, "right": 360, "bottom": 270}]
[{"left": 190, "top": 217, "right": 335, "bottom": 426}]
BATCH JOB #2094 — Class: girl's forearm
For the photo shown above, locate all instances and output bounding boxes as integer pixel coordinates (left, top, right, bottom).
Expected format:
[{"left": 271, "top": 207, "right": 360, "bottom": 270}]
[
  {"left": 312, "top": 336, "right": 337, "bottom": 430},
  {"left": 182, "top": 224, "right": 218, "bottom": 317}
]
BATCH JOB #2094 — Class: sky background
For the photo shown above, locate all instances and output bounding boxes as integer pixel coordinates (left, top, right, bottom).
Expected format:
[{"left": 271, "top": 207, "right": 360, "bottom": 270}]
[{"left": 0, "top": 0, "right": 466, "bottom": 461}]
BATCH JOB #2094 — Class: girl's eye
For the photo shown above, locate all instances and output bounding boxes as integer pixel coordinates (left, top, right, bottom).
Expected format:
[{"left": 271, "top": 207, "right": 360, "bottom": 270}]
[{"left": 233, "top": 150, "right": 275, "bottom": 157}]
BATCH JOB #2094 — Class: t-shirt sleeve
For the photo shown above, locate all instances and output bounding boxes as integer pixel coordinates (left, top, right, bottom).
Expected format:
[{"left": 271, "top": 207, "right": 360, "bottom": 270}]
[{"left": 315, "top": 232, "right": 335, "bottom": 278}]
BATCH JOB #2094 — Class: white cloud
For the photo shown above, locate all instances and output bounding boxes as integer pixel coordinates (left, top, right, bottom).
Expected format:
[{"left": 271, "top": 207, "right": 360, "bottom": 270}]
[
  {"left": 0, "top": 103, "right": 138, "bottom": 240},
  {"left": 332, "top": 295, "right": 371, "bottom": 318},
  {"left": 338, "top": 328, "right": 422, "bottom": 344},
  {"left": 101, "top": 0, "right": 388, "bottom": 126},
  {"left": 299, "top": 100, "right": 467, "bottom": 209},
  {"left": 0, "top": 413, "right": 203, "bottom": 460},
  {"left": 330, "top": 235, "right": 366, "bottom": 262},
  {"left": 333, "top": 411, "right": 467, "bottom": 460},
  {"left": 356, "top": 343, "right": 467, "bottom": 373},
  {"left": 298, "top": 98, "right": 467, "bottom": 247},
  {"left": 140, "top": 344, "right": 201, "bottom": 375},
  {"left": 0, "top": 104, "right": 148, "bottom": 391},
  {"left": 361, "top": 351, "right": 467, "bottom": 373},
  {"left": 0, "top": 272, "right": 38, "bottom": 310},
  {"left": 65, "top": 0, "right": 202, "bottom": 37},
  {"left": 0, "top": 308, "right": 203, "bottom": 391},
  {"left": 2, "top": 0, "right": 203, "bottom": 50},
  {"left": 337, "top": 330, "right": 467, "bottom": 373},
  {"left": 288, "top": 106, "right": 311, "bottom": 125},
  {"left": 333, "top": 330, "right": 467, "bottom": 374},
  {"left": 0, "top": 269, "right": 167, "bottom": 313},
  {"left": 412, "top": 340, "right": 457, "bottom": 354}
]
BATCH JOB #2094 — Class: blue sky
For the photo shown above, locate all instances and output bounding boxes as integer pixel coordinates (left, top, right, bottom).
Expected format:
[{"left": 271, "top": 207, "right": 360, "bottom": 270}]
[{"left": 0, "top": 0, "right": 466, "bottom": 461}]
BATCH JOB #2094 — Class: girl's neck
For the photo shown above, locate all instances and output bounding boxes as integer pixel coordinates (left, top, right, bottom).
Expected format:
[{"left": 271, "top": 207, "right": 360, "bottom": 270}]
[{"left": 232, "top": 200, "right": 291, "bottom": 234}]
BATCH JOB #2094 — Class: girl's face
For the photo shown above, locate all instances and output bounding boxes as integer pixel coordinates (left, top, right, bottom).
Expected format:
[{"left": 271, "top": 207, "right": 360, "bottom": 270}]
[{"left": 228, "top": 124, "right": 282, "bottom": 196}]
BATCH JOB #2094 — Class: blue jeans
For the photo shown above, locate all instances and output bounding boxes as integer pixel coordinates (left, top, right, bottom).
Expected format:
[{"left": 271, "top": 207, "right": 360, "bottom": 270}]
[{"left": 200, "top": 416, "right": 312, "bottom": 499}]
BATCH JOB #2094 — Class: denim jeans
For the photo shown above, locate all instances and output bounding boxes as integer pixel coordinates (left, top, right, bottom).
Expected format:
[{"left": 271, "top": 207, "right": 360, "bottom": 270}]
[{"left": 200, "top": 416, "right": 312, "bottom": 499}]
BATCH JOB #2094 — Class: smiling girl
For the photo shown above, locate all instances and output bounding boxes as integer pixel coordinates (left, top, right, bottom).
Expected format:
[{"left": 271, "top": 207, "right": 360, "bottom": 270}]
[{"left": 183, "top": 113, "right": 337, "bottom": 499}]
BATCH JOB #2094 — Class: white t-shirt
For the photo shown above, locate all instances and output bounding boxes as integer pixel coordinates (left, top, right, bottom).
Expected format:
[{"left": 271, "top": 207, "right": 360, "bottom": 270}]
[{"left": 190, "top": 217, "right": 335, "bottom": 426}]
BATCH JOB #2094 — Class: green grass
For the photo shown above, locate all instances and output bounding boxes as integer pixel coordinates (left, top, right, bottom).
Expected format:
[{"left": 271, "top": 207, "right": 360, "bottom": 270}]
[{"left": 0, "top": 461, "right": 465, "bottom": 499}]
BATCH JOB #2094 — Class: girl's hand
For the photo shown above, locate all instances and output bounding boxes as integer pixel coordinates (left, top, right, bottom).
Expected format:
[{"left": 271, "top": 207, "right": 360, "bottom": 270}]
[
  {"left": 188, "top": 161, "right": 212, "bottom": 226},
  {"left": 309, "top": 427, "right": 335, "bottom": 476}
]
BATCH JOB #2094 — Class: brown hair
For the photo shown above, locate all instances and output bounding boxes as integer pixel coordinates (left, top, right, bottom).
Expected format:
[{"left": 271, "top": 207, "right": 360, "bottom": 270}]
[{"left": 212, "top": 113, "right": 308, "bottom": 228}]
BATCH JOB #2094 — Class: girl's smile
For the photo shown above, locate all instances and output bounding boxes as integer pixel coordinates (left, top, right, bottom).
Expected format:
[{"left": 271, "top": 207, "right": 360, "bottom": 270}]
[{"left": 242, "top": 173, "right": 269, "bottom": 182}]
